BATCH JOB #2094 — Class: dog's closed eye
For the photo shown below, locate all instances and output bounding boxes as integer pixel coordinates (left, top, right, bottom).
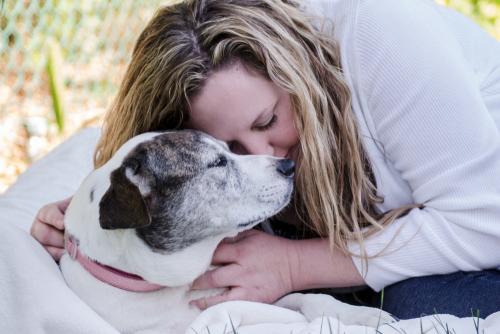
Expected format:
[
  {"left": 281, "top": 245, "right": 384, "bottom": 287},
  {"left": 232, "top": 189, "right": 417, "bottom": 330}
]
[
  {"left": 207, "top": 155, "right": 227, "bottom": 168},
  {"left": 124, "top": 157, "right": 142, "bottom": 175}
]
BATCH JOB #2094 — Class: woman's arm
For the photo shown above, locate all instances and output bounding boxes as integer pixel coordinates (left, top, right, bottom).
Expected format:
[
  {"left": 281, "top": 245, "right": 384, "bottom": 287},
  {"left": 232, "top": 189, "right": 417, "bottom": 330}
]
[
  {"left": 190, "top": 230, "right": 365, "bottom": 309},
  {"left": 289, "top": 238, "right": 365, "bottom": 291},
  {"left": 346, "top": 0, "right": 500, "bottom": 291}
]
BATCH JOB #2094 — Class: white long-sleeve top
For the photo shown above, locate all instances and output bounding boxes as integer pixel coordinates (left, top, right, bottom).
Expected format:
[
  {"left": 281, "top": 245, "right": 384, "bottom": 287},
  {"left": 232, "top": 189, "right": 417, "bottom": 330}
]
[{"left": 303, "top": 0, "right": 500, "bottom": 291}]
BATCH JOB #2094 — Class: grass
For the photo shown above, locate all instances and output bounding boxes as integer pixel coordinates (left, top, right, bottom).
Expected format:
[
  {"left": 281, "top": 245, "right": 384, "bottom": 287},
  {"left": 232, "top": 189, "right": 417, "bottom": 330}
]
[
  {"left": 46, "top": 39, "right": 66, "bottom": 133},
  {"left": 375, "top": 289, "right": 385, "bottom": 333}
]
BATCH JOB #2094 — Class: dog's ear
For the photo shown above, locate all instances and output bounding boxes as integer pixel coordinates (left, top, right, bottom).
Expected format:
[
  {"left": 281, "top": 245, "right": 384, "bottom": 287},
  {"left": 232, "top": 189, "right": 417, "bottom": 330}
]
[{"left": 99, "top": 159, "right": 152, "bottom": 230}]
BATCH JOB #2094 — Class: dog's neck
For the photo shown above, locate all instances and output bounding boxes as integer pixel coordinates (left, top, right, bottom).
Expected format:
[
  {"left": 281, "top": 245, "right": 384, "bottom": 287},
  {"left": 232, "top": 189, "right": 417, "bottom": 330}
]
[
  {"left": 64, "top": 168, "right": 233, "bottom": 288},
  {"left": 64, "top": 234, "right": 166, "bottom": 292}
]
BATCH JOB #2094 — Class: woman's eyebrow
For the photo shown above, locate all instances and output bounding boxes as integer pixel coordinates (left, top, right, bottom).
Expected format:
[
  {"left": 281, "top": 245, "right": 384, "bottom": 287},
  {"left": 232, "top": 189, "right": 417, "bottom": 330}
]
[{"left": 251, "top": 100, "right": 278, "bottom": 127}]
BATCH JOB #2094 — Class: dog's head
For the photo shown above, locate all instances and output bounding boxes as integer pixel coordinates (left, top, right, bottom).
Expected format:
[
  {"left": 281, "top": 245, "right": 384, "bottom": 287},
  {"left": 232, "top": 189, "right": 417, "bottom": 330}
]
[
  {"left": 66, "top": 130, "right": 294, "bottom": 286},
  {"left": 98, "top": 130, "right": 294, "bottom": 252}
]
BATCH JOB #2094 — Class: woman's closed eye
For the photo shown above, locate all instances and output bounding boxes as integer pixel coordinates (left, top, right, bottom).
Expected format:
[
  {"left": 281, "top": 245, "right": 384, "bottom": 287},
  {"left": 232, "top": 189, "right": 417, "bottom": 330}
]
[
  {"left": 254, "top": 114, "right": 277, "bottom": 131},
  {"left": 228, "top": 112, "right": 278, "bottom": 154}
]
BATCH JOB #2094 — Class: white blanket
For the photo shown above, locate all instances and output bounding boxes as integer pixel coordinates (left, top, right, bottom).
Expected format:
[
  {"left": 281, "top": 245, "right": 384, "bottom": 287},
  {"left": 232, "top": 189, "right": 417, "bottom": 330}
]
[
  {"left": 0, "top": 128, "right": 498, "bottom": 333},
  {"left": 188, "top": 294, "right": 500, "bottom": 333}
]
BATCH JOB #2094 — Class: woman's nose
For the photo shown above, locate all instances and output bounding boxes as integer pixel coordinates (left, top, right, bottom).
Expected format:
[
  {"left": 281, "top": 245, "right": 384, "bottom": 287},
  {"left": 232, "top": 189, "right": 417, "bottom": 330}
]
[
  {"left": 238, "top": 140, "right": 274, "bottom": 156},
  {"left": 245, "top": 145, "right": 273, "bottom": 156}
]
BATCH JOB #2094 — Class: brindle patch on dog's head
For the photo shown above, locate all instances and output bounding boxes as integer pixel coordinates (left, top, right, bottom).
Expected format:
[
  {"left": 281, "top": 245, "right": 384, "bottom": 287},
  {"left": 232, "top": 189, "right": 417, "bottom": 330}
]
[
  {"left": 99, "top": 130, "right": 293, "bottom": 254},
  {"left": 99, "top": 131, "right": 233, "bottom": 252}
]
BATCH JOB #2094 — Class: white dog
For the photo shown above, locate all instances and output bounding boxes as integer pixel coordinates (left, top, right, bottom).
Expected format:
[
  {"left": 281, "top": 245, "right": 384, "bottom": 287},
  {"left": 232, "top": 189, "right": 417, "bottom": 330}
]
[
  {"left": 59, "top": 130, "right": 296, "bottom": 333},
  {"left": 59, "top": 130, "right": 395, "bottom": 333}
]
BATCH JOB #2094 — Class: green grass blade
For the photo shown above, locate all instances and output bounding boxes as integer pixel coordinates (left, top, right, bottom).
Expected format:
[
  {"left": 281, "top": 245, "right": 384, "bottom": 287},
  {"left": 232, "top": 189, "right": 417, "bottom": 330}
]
[{"left": 46, "top": 39, "right": 66, "bottom": 133}]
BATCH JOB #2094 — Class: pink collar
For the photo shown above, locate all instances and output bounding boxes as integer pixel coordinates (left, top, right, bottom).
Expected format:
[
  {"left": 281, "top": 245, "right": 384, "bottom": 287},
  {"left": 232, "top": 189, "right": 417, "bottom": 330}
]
[{"left": 64, "top": 234, "right": 165, "bottom": 293}]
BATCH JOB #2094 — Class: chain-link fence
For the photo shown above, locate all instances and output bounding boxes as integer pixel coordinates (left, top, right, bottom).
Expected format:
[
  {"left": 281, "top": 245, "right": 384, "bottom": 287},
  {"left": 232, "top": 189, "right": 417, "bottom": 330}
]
[
  {"left": 0, "top": 0, "right": 172, "bottom": 192},
  {"left": 0, "top": 0, "right": 498, "bottom": 193},
  {"left": 1, "top": 0, "right": 169, "bottom": 117},
  {"left": 1, "top": 0, "right": 497, "bottom": 121},
  {"left": 437, "top": 0, "right": 500, "bottom": 37}
]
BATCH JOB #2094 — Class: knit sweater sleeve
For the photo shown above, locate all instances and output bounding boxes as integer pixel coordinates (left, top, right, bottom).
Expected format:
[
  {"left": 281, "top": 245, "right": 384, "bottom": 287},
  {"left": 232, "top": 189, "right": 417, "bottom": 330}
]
[{"left": 347, "top": 0, "right": 500, "bottom": 291}]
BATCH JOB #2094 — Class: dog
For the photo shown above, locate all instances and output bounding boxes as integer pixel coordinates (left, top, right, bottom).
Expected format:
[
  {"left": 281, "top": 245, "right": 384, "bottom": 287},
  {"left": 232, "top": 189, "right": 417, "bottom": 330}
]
[{"left": 59, "top": 130, "right": 295, "bottom": 333}]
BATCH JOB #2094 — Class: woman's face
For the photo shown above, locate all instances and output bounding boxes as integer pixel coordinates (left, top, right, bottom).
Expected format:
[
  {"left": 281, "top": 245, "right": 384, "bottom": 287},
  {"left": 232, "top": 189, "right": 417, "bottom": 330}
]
[{"left": 186, "top": 62, "right": 300, "bottom": 161}]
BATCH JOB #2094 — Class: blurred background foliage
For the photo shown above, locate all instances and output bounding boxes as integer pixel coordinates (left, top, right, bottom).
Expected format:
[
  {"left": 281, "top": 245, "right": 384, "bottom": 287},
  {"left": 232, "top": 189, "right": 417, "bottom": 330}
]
[
  {"left": 0, "top": 0, "right": 168, "bottom": 192},
  {"left": 0, "top": 0, "right": 499, "bottom": 193},
  {"left": 437, "top": 0, "right": 500, "bottom": 37}
]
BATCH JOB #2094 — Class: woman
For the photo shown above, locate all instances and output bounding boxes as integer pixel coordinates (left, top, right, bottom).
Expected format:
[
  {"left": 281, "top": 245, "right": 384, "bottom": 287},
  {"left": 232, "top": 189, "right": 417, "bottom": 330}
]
[{"left": 31, "top": 0, "right": 500, "bottom": 319}]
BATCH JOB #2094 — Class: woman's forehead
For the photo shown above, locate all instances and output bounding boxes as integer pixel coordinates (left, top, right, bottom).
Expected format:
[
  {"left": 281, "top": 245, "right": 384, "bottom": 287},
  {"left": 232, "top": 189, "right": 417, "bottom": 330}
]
[{"left": 187, "top": 62, "right": 281, "bottom": 138}]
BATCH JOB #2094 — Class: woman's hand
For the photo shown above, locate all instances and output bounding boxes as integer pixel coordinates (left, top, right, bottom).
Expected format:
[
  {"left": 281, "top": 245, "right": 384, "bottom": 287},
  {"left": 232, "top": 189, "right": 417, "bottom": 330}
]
[
  {"left": 190, "top": 229, "right": 299, "bottom": 309},
  {"left": 30, "top": 196, "right": 72, "bottom": 261},
  {"left": 190, "top": 228, "right": 366, "bottom": 310}
]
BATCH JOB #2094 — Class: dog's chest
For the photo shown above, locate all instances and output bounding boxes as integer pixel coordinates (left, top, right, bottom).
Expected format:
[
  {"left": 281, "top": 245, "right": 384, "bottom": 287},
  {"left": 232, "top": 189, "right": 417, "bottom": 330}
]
[{"left": 60, "top": 254, "right": 201, "bottom": 333}]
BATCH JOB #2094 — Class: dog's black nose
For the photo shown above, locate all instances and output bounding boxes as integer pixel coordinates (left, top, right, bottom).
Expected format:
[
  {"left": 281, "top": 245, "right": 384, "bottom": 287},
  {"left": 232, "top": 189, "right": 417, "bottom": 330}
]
[{"left": 276, "top": 159, "right": 295, "bottom": 178}]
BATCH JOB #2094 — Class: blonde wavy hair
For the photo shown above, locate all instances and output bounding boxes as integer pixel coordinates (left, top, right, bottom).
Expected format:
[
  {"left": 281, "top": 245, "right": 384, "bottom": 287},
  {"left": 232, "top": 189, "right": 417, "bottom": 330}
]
[{"left": 94, "top": 0, "right": 418, "bottom": 261}]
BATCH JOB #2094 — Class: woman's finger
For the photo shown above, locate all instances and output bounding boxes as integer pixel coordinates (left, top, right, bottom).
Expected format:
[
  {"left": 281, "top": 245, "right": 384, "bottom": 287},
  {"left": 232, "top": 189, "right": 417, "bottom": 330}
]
[
  {"left": 214, "top": 229, "right": 264, "bottom": 264},
  {"left": 190, "top": 287, "right": 246, "bottom": 310},
  {"left": 46, "top": 245, "right": 65, "bottom": 262},
  {"left": 37, "top": 206, "right": 65, "bottom": 230},
  {"left": 211, "top": 242, "right": 238, "bottom": 265},
  {"left": 31, "top": 221, "right": 65, "bottom": 248},
  {"left": 57, "top": 196, "right": 73, "bottom": 214},
  {"left": 191, "top": 264, "right": 241, "bottom": 290}
]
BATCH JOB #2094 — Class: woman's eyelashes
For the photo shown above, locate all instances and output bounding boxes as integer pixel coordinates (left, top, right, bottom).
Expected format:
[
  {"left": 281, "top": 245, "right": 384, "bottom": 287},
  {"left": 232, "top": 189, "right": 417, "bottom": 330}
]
[
  {"left": 254, "top": 114, "right": 278, "bottom": 131},
  {"left": 227, "top": 112, "right": 278, "bottom": 154}
]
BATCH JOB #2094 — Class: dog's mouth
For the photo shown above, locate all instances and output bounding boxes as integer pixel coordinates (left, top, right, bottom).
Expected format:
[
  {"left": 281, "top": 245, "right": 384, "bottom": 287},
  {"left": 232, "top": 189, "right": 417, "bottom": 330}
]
[
  {"left": 237, "top": 218, "right": 264, "bottom": 228},
  {"left": 236, "top": 210, "right": 280, "bottom": 228},
  {"left": 238, "top": 184, "right": 293, "bottom": 228}
]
